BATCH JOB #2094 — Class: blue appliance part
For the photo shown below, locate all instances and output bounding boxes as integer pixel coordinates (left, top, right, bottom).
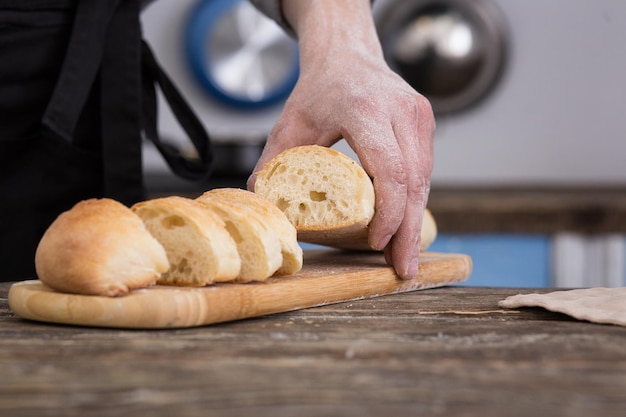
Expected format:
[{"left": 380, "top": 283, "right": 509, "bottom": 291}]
[{"left": 185, "top": 0, "right": 300, "bottom": 109}]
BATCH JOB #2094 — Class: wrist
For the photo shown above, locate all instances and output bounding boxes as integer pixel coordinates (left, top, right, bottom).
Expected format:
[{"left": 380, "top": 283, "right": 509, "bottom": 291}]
[{"left": 282, "top": 0, "right": 383, "bottom": 63}]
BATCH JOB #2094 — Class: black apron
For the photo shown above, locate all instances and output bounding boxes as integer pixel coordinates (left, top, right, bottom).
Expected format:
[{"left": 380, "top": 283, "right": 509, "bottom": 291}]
[{"left": 0, "top": 0, "right": 213, "bottom": 280}]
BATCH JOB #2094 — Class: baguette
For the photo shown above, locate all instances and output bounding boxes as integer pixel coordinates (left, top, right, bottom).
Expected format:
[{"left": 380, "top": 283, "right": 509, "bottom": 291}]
[
  {"left": 34, "top": 198, "right": 169, "bottom": 296},
  {"left": 131, "top": 196, "right": 240, "bottom": 286},
  {"left": 198, "top": 188, "right": 302, "bottom": 275},
  {"left": 254, "top": 145, "right": 437, "bottom": 251},
  {"left": 195, "top": 193, "right": 282, "bottom": 282}
]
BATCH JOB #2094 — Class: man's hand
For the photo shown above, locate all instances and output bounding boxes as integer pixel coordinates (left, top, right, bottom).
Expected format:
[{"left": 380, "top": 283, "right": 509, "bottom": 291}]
[{"left": 248, "top": 0, "right": 435, "bottom": 280}]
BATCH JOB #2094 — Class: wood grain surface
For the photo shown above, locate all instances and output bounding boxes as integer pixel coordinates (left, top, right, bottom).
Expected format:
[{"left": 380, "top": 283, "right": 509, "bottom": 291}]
[
  {"left": 1, "top": 284, "right": 624, "bottom": 417},
  {"left": 8, "top": 250, "right": 472, "bottom": 329},
  {"left": 428, "top": 186, "right": 626, "bottom": 233}
]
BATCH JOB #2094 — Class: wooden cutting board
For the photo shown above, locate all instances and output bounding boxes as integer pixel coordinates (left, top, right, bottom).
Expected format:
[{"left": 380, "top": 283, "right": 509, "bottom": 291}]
[{"left": 8, "top": 250, "right": 472, "bottom": 329}]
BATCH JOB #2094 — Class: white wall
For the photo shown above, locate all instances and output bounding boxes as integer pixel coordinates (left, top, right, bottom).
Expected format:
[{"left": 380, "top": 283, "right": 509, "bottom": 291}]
[{"left": 429, "top": 0, "right": 626, "bottom": 186}]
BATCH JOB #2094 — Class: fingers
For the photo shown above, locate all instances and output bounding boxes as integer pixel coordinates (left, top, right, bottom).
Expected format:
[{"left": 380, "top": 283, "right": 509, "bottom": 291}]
[
  {"left": 387, "top": 96, "right": 435, "bottom": 279},
  {"left": 349, "top": 125, "right": 408, "bottom": 252},
  {"left": 358, "top": 94, "right": 434, "bottom": 280},
  {"left": 246, "top": 127, "right": 293, "bottom": 192},
  {"left": 387, "top": 179, "right": 430, "bottom": 280}
]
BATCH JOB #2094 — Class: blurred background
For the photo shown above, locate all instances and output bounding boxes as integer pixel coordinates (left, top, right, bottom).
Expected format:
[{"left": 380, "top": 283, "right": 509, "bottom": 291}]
[{"left": 140, "top": 0, "right": 626, "bottom": 288}]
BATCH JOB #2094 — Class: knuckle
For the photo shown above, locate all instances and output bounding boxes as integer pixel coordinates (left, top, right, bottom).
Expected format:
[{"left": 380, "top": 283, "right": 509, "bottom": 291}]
[
  {"left": 408, "top": 177, "right": 431, "bottom": 199},
  {"left": 387, "top": 160, "right": 410, "bottom": 189},
  {"left": 416, "top": 94, "right": 434, "bottom": 119}
]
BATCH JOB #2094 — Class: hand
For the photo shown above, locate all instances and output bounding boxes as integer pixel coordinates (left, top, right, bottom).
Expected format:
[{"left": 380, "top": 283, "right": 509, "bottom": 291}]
[{"left": 247, "top": 0, "right": 435, "bottom": 280}]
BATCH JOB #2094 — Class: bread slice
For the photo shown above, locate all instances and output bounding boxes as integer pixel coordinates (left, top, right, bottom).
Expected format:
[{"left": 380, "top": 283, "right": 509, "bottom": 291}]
[
  {"left": 255, "top": 145, "right": 375, "bottom": 228},
  {"left": 131, "top": 196, "right": 240, "bottom": 286},
  {"left": 254, "top": 145, "right": 374, "bottom": 248},
  {"left": 196, "top": 192, "right": 283, "bottom": 282},
  {"left": 35, "top": 198, "right": 170, "bottom": 296},
  {"left": 254, "top": 145, "right": 437, "bottom": 251},
  {"left": 199, "top": 188, "right": 302, "bottom": 275}
]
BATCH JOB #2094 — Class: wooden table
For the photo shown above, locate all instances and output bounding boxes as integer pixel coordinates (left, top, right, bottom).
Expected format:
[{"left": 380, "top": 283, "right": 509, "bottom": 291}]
[{"left": 1, "top": 283, "right": 624, "bottom": 417}]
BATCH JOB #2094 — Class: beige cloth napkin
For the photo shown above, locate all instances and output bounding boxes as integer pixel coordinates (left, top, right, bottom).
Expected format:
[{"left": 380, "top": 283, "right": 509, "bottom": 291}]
[{"left": 499, "top": 287, "right": 626, "bottom": 326}]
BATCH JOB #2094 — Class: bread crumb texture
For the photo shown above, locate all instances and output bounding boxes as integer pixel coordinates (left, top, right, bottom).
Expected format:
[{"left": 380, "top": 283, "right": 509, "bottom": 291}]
[
  {"left": 255, "top": 145, "right": 375, "bottom": 230},
  {"left": 195, "top": 194, "right": 282, "bottom": 282},
  {"left": 132, "top": 197, "right": 240, "bottom": 286},
  {"left": 198, "top": 188, "right": 303, "bottom": 275}
]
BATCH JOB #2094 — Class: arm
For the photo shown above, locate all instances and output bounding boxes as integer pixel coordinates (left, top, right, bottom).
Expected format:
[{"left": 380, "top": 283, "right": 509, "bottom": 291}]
[{"left": 248, "top": 0, "right": 435, "bottom": 280}]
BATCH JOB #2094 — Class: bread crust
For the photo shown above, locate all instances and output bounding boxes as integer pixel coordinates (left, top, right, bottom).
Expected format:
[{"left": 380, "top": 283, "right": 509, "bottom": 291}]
[
  {"left": 35, "top": 198, "right": 169, "bottom": 296},
  {"left": 296, "top": 208, "right": 437, "bottom": 251}
]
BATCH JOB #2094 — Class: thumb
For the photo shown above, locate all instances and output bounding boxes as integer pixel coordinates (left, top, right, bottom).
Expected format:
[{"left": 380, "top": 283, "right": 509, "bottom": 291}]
[
  {"left": 247, "top": 143, "right": 286, "bottom": 192},
  {"left": 246, "top": 119, "right": 320, "bottom": 192}
]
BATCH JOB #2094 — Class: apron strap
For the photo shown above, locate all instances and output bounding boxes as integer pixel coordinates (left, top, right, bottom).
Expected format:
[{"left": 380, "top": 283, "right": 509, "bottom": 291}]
[
  {"left": 41, "top": 0, "right": 213, "bottom": 204},
  {"left": 41, "top": 0, "right": 120, "bottom": 141},
  {"left": 99, "top": 0, "right": 144, "bottom": 204},
  {"left": 141, "top": 41, "right": 214, "bottom": 181}
]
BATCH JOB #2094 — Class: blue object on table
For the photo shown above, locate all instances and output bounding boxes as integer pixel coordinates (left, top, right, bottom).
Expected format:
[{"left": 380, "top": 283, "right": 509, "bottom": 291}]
[
  {"left": 428, "top": 233, "right": 551, "bottom": 287},
  {"left": 300, "top": 234, "right": 551, "bottom": 287}
]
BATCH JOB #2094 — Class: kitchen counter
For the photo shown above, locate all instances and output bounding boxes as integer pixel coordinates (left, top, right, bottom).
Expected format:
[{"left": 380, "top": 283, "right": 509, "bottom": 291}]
[
  {"left": 1, "top": 283, "right": 624, "bottom": 416},
  {"left": 428, "top": 186, "right": 626, "bottom": 234}
]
